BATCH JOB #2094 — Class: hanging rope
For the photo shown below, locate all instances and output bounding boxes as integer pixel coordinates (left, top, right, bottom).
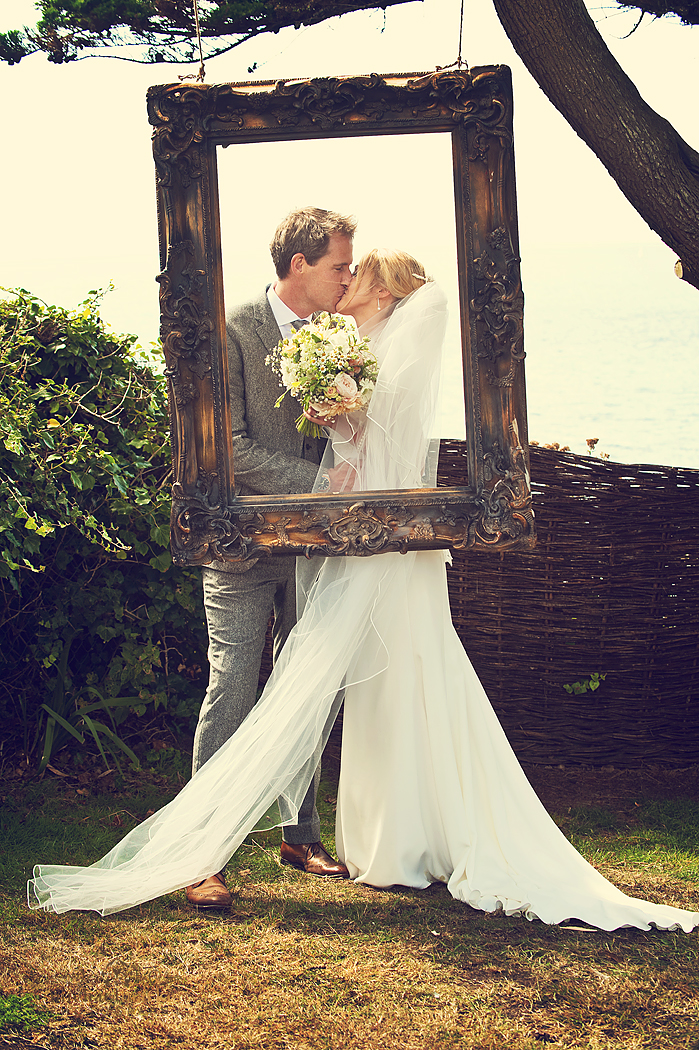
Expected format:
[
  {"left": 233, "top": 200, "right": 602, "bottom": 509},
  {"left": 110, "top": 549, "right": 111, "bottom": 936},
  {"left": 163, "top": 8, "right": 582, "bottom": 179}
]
[
  {"left": 179, "top": 0, "right": 206, "bottom": 83},
  {"left": 435, "top": 0, "right": 469, "bottom": 74}
]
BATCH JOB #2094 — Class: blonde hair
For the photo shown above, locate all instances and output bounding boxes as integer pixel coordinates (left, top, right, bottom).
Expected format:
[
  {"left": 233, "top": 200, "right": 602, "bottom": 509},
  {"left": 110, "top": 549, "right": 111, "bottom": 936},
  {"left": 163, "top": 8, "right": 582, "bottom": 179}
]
[
  {"left": 270, "top": 206, "right": 357, "bottom": 278},
  {"left": 354, "top": 248, "right": 432, "bottom": 300}
]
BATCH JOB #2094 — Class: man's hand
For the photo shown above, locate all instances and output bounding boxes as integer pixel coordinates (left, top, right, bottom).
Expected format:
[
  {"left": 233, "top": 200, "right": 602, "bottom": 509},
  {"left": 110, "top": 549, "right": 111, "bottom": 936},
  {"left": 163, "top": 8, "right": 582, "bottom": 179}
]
[{"left": 324, "top": 461, "right": 358, "bottom": 493}]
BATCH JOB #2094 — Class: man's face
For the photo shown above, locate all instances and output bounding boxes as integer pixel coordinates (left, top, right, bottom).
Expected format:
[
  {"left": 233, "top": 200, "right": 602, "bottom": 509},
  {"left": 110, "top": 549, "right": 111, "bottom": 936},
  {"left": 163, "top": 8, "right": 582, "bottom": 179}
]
[{"left": 299, "top": 234, "right": 354, "bottom": 313}]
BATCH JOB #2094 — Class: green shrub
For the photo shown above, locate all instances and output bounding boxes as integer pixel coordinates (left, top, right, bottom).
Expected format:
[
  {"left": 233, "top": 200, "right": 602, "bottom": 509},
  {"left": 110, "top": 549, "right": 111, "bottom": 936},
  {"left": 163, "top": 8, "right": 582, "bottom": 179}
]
[{"left": 0, "top": 288, "right": 207, "bottom": 768}]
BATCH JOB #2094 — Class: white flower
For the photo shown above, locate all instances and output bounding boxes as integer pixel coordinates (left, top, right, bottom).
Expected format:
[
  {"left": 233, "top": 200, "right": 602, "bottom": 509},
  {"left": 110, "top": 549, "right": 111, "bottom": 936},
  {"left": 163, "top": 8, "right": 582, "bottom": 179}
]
[
  {"left": 326, "top": 332, "right": 348, "bottom": 352},
  {"left": 280, "top": 361, "right": 298, "bottom": 387}
]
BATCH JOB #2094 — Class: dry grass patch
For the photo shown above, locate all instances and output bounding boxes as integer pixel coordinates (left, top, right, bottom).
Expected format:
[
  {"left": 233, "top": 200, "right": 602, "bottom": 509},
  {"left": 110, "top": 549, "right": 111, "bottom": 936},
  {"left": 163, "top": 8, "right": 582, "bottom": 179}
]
[
  {"left": 3, "top": 872, "right": 699, "bottom": 1049},
  {"left": 2, "top": 761, "right": 699, "bottom": 1048}
]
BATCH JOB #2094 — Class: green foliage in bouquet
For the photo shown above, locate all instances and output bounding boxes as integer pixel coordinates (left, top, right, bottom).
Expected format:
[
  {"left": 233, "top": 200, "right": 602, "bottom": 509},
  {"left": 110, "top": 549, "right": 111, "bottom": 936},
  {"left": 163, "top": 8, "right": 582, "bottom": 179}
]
[{"left": 0, "top": 288, "right": 207, "bottom": 770}]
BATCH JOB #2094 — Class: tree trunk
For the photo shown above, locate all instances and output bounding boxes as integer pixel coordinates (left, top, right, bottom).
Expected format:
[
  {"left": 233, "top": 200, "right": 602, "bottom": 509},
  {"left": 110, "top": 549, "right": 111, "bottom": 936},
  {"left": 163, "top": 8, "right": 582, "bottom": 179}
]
[{"left": 493, "top": 0, "right": 699, "bottom": 290}]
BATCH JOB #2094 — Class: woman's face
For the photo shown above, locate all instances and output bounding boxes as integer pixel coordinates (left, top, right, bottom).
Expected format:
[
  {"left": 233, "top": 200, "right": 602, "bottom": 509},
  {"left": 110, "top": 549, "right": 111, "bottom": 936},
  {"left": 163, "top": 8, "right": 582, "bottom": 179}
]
[{"left": 337, "top": 269, "right": 378, "bottom": 327}]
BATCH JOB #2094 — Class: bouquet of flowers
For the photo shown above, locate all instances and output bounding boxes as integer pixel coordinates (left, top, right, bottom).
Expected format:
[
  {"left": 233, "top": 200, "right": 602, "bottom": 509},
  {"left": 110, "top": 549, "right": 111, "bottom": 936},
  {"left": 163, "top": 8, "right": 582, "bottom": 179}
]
[{"left": 266, "top": 312, "right": 379, "bottom": 437}]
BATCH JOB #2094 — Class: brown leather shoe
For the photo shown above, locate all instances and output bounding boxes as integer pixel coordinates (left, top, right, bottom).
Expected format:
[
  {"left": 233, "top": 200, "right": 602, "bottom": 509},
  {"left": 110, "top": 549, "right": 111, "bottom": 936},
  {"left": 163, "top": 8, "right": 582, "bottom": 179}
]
[
  {"left": 280, "top": 840, "right": 349, "bottom": 879},
  {"left": 185, "top": 871, "right": 232, "bottom": 909}
]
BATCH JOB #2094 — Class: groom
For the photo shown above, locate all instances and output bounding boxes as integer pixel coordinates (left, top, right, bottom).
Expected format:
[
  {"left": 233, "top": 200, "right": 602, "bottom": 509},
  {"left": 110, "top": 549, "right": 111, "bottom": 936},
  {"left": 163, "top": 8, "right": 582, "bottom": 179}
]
[{"left": 186, "top": 207, "right": 356, "bottom": 908}]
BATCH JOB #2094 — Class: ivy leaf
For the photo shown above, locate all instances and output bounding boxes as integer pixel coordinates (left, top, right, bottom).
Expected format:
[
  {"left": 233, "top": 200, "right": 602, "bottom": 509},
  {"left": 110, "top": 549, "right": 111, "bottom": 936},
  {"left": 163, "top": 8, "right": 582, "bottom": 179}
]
[
  {"left": 149, "top": 551, "right": 172, "bottom": 573},
  {"left": 0, "top": 287, "right": 208, "bottom": 770}
]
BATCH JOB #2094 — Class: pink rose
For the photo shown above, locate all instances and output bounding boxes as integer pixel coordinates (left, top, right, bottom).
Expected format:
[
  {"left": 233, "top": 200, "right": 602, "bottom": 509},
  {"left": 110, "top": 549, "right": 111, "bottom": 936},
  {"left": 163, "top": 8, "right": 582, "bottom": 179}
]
[{"left": 334, "top": 372, "right": 358, "bottom": 398}]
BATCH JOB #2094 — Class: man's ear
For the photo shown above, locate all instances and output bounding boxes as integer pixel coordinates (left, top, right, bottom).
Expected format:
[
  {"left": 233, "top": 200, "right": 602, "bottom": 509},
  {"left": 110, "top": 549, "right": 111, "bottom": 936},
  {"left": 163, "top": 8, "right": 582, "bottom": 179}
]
[{"left": 289, "top": 252, "right": 306, "bottom": 276}]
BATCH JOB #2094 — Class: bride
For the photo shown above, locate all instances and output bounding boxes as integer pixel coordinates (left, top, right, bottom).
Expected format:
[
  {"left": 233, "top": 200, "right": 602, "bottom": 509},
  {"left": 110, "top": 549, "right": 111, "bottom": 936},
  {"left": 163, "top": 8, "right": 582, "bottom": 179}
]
[{"left": 28, "top": 250, "right": 699, "bottom": 933}]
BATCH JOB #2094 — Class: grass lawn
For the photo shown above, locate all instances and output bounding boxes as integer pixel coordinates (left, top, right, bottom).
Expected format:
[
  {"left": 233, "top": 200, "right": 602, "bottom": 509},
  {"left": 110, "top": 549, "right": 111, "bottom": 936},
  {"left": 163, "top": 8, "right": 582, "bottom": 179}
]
[{"left": 1, "top": 747, "right": 698, "bottom": 1049}]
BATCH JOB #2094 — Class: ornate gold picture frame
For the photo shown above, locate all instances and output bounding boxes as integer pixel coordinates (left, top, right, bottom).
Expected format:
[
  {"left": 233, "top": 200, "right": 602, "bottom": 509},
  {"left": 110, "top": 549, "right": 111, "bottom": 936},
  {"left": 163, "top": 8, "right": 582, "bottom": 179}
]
[{"left": 147, "top": 68, "right": 534, "bottom": 570}]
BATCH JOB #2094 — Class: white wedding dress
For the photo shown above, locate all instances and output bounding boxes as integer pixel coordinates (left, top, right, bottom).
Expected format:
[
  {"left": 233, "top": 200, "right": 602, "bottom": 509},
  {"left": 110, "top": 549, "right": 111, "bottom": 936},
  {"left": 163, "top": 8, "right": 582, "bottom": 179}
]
[{"left": 28, "top": 283, "right": 699, "bottom": 933}]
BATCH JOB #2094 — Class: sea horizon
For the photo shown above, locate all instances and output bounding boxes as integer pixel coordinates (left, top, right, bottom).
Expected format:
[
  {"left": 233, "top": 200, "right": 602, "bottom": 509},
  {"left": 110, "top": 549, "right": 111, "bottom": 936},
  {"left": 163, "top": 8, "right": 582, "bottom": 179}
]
[{"left": 436, "top": 241, "right": 699, "bottom": 472}]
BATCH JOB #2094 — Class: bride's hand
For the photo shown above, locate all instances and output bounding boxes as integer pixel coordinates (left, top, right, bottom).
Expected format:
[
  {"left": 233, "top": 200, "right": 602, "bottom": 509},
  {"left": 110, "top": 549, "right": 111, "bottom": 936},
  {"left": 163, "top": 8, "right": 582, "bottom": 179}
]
[{"left": 303, "top": 407, "right": 337, "bottom": 429}]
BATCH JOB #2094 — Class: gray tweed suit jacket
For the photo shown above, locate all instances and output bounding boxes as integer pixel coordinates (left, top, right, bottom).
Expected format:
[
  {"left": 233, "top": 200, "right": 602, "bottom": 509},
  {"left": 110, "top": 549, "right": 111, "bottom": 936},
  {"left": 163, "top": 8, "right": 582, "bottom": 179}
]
[
  {"left": 195, "top": 293, "right": 326, "bottom": 819},
  {"left": 226, "top": 290, "right": 324, "bottom": 499}
]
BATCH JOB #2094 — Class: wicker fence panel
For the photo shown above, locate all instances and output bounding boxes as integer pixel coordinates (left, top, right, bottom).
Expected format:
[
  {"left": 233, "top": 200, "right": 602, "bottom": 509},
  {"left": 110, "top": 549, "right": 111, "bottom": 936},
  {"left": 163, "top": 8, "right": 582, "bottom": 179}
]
[
  {"left": 438, "top": 441, "right": 699, "bottom": 766},
  {"left": 259, "top": 443, "right": 699, "bottom": 767}
]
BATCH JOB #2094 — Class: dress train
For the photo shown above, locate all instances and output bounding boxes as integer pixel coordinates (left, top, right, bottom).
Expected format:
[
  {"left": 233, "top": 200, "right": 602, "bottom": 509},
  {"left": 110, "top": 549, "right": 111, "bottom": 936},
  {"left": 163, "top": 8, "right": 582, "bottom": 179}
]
[{"left": 335, "top": 549, "right": 699, "bottom": 932}]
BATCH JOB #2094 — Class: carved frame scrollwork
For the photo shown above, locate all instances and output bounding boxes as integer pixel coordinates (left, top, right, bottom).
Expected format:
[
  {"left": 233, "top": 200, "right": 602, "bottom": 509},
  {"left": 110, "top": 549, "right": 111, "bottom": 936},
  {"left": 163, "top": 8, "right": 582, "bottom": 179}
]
[{"left": 147, "top": 68, "right": 535, "bottom": 570}]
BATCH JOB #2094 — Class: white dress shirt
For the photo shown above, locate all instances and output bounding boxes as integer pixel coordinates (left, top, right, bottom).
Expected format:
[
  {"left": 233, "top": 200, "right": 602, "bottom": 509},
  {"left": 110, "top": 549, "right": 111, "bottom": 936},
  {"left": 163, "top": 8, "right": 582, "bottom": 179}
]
[{"left": 267, "top": 285, "right": 311, "bottom": 340}]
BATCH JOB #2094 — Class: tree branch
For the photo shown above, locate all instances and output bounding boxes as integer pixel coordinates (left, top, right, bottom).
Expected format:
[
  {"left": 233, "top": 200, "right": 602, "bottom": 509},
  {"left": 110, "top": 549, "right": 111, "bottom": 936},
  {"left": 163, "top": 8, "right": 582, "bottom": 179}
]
[
  {"left": 493, "top": 0, "right": 699, "bottom": 289},
  {"left": 1, "top": 0, "right": 418, "bottom": 66}
]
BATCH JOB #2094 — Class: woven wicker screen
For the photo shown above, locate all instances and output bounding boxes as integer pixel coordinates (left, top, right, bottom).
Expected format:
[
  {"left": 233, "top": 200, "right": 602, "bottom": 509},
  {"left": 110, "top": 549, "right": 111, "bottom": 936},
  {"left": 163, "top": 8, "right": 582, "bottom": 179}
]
[
  {"left": 260, "top": 442, "right": 699, "bottom": 767},
  {"left": 439, "top": 441, "right": 699, "bottom": 767}
]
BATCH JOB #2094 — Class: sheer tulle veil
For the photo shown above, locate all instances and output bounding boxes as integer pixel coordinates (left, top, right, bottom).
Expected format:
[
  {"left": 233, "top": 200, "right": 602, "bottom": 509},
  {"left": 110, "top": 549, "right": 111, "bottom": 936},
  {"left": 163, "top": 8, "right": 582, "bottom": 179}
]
[{"left": 27, "top": 282, "right": 448, "bottom": 915}]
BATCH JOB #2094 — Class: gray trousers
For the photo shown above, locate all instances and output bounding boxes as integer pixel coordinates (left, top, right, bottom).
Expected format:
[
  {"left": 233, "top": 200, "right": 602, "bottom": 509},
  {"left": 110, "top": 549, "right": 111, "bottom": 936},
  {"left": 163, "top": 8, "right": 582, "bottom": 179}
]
[{"left": 192, "top": 557, "right": 321, "bottom": 844}]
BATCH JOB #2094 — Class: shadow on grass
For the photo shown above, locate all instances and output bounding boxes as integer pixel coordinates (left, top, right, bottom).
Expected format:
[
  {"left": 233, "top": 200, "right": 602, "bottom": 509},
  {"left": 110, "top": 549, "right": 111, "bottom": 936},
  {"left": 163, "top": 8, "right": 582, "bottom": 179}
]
[{"left": 2, "top": 761, "right": 699, "bottom": 1050}]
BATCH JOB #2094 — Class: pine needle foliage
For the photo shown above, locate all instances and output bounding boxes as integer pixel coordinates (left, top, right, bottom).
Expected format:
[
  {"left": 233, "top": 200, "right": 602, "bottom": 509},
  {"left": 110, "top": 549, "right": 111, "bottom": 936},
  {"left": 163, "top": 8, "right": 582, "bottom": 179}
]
[{"left": 0, "top": 0, "right": 414, "bottom": 66}]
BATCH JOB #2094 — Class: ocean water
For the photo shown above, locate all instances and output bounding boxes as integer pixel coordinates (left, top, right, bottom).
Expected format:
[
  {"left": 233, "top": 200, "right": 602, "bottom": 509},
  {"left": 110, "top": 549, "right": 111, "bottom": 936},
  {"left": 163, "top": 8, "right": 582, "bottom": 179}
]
[{"left": 436, "top": 242, "right": 699, "bottom": 471}]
